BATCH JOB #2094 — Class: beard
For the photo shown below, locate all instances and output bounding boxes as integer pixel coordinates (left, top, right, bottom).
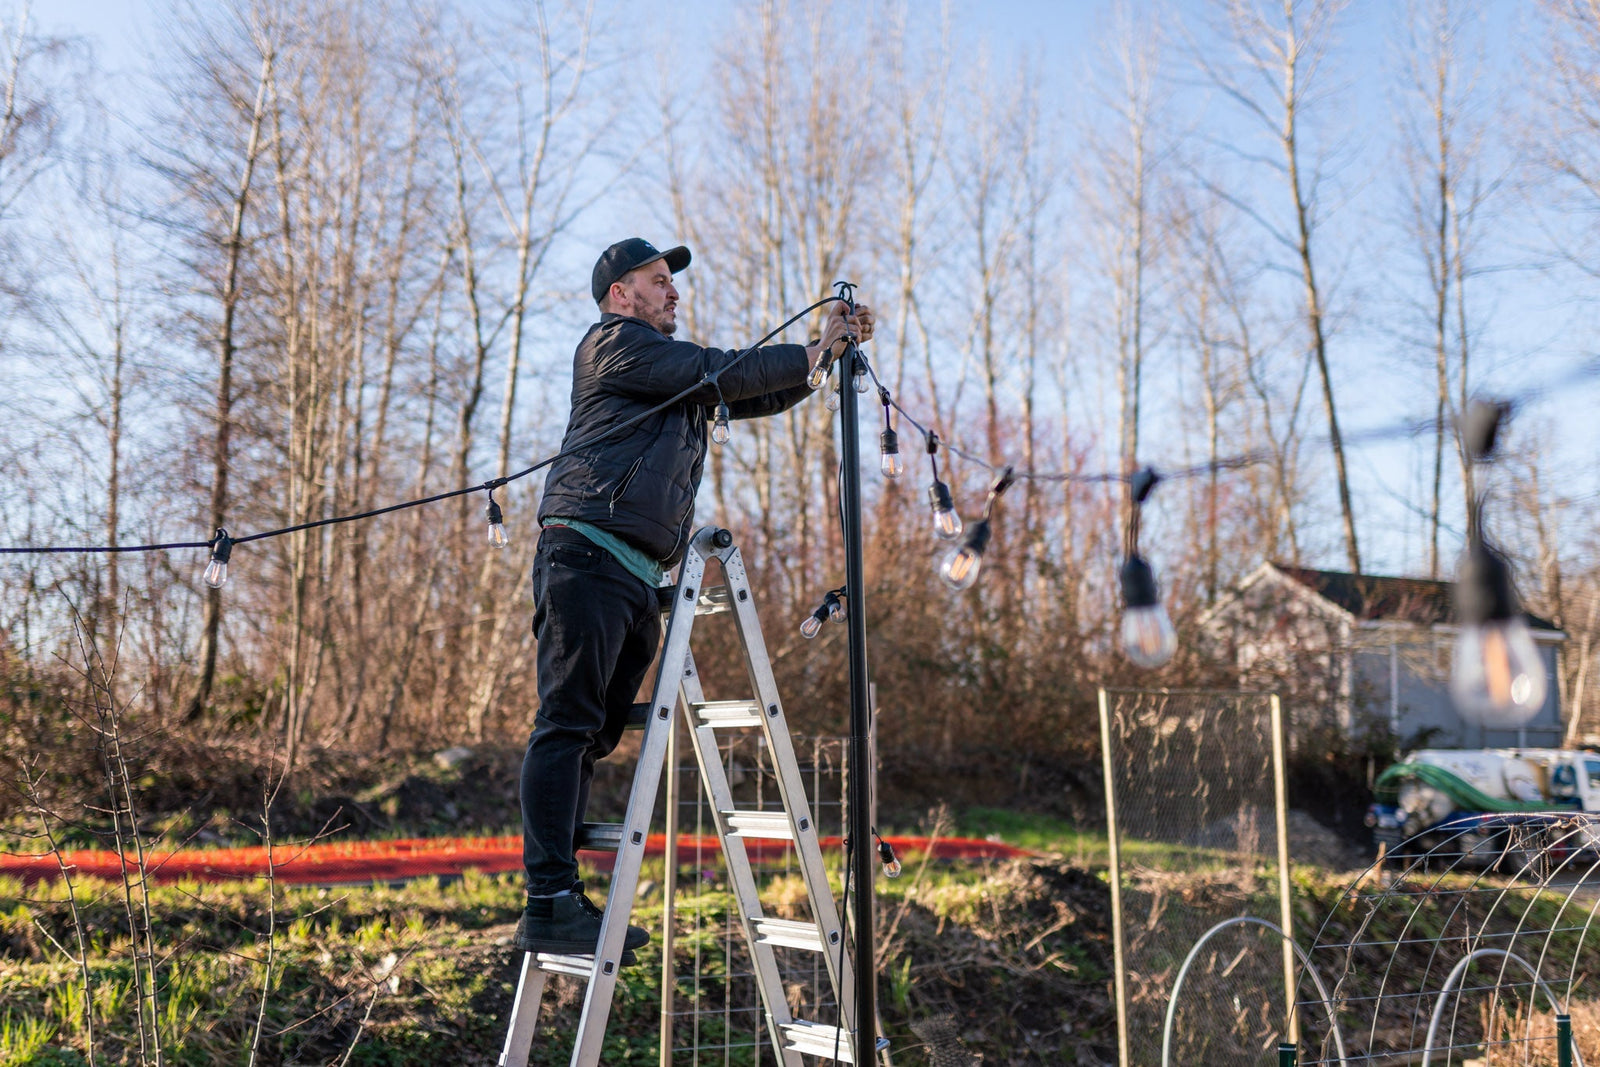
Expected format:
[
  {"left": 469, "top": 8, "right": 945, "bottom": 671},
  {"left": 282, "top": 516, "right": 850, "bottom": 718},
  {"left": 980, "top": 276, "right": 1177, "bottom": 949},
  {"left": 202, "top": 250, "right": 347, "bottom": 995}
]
[{"left": 645, "top": 305, "right": 677, "bottom": 335}]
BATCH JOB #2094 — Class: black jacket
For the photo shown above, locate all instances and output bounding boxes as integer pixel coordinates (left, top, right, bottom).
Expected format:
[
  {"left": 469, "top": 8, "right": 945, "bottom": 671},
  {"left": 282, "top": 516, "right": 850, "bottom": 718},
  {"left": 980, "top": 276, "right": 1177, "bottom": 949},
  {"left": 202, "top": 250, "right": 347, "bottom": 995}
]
[{"left": 537, "top": 313, "right": 813, "bottom": 565}]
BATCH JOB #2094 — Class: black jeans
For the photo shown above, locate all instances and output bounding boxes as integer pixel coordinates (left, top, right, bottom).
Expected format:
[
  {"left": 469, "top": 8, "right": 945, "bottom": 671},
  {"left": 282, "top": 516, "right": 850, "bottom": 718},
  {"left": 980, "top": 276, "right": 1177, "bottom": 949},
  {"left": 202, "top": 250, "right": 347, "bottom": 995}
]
[{"left": 521, "top": 526, "right": 661, "bottom": 894}]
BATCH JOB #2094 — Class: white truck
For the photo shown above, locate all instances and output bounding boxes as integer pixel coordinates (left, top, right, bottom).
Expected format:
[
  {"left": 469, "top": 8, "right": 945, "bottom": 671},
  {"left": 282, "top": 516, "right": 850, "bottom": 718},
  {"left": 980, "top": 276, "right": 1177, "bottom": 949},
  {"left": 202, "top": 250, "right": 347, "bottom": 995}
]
[{"left": 1367, "top": 748, "right": 1600, "bottom": 858}]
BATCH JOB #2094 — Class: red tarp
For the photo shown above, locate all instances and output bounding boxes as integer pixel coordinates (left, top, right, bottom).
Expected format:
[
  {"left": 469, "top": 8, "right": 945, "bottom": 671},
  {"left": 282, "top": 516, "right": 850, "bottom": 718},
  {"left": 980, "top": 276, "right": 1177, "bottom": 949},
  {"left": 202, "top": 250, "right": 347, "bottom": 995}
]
[{"left": 1, "top": 834, "right": 1031, "bottom": 887}]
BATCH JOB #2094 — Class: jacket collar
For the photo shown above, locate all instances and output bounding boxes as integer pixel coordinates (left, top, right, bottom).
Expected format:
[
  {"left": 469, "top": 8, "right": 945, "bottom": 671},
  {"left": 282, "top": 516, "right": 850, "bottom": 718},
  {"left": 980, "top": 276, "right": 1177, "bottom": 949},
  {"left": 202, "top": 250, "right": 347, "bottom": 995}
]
[{"left": 599, "top": 311, "right": 659, "bottom": 333}]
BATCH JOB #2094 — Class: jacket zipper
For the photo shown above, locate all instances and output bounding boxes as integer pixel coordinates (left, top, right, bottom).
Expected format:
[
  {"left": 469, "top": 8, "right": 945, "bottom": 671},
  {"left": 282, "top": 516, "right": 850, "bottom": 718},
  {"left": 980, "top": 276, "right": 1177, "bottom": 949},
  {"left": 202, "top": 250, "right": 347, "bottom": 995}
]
[{"left": 609, "top": 457, "right": 644, "bottom": 518}]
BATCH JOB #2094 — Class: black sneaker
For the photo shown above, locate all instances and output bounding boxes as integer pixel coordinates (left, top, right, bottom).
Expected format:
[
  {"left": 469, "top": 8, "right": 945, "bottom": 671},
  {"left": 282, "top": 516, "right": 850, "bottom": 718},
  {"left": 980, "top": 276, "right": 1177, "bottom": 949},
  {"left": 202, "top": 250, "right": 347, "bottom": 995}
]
[{"left": 514, "top": 887, "right": 649, "bottom": 959}]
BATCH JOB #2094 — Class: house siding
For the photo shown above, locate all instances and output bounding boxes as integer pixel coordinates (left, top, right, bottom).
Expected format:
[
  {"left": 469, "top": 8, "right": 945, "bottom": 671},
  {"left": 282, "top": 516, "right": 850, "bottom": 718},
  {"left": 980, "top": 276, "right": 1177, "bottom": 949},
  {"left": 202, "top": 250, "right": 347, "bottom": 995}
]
[{"left": 1203, "top": 563, "right": 1567, "bottom": 750}]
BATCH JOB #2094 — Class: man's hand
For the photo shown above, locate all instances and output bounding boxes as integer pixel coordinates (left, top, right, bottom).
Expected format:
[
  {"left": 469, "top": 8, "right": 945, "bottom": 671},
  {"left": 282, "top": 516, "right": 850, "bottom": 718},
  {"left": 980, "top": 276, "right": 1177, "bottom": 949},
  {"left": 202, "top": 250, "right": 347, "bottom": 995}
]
[{"left": 808, "top": 300, "right": 875, "bottom": 379}]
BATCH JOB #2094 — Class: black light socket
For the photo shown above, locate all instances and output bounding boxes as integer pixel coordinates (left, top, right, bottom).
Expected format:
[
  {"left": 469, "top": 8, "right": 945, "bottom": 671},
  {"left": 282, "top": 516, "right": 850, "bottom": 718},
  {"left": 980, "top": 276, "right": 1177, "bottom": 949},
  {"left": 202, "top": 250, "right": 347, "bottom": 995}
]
[
  {"left": 961, "top": 519, "right": 992, "bottom": 556},
  {"left": 1456, "top": 539, "right": 1518, "bottom": 624},
  {"left": 210, "top": 529, "right": 233, "bottom": 564},
  {"left": 1120, "top": 554, "right": 1160, "bottom": 609},
  {"left": 1459, "top": 400, "right": 1509, "bottom": 463},
  {"left": 928, "top": 480, "right": 955, "bottom": 512},
  {"left": 1130, "top": 467, "right": 1160, "bottom": 504}
]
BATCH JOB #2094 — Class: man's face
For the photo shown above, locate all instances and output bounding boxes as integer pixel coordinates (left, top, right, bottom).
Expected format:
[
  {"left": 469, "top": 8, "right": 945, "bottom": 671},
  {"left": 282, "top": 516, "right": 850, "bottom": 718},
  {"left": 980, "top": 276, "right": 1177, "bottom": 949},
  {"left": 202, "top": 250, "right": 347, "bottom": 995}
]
[{"left": 613, "top": 261, "right": 678, "bottom": 335}]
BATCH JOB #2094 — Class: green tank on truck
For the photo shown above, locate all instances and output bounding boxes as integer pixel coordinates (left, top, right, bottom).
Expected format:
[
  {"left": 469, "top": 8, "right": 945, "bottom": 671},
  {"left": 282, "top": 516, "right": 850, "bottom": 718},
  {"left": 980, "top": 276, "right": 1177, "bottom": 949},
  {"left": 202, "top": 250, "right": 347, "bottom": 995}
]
[{"left": 1367, "top": 748, "right": 1600, "bottom": 860}]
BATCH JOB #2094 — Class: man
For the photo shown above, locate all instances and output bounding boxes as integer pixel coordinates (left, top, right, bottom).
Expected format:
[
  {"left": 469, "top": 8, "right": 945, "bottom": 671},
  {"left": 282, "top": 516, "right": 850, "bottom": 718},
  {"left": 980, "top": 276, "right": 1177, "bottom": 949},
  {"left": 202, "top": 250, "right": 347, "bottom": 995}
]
[{"left": 515, "top": 237, "right": 873, "bottom": 957}]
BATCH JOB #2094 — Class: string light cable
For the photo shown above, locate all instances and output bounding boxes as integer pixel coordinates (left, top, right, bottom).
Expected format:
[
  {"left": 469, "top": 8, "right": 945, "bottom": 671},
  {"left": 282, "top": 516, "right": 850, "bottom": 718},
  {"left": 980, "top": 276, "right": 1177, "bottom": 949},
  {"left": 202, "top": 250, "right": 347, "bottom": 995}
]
[
  {"left": 0, "top": 293, "right": 850, "bottom": 573},
  {"left": 6, "top": 285, "right": 1595, "bottom": 590}
]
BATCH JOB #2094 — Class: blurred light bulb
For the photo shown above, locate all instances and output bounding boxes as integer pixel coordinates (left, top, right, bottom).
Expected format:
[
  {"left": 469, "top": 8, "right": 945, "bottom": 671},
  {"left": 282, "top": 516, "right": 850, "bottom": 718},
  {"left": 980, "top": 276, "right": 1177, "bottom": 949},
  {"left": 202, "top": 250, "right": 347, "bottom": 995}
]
[
  {"left": 1453, "top": 617, "right": 1547, "bottom": 725},
  {"left": 940, "top": 521, "right": 990, "bottom": 592},
  {"left": 808, "top": 362, "right": 829, "bottom": 390},
  {"left": 711, "top": 402, "right": 732, "bottom": 444},
  {"left": 827, "top": 593, "right": 846, "bottom": 623},
  {"left": 1119, "top": 555, "right": 1176, "bottom": 667},
  {"left": 825, "top": 377, "right": 841, "bottom": 412},
  {"left": 485, "top": 497, "right": 509, "bottom": 549},
  {"left": 854, "top": 368, "right": 868, "bottom": 393},
  {"left": 879, "top": 429, "right": 904, "bottom": 478},
  {"left": 1120, "top": 605, "right": 1178, "bottom": 668},
  {"left": 928, "top": 481, "right": 962, "bottom": 540},
  {"left": 1452, "top": 539, "right": 1547, "bottom": 725},
  {"left": 800, "top": 611, "right": 826, "bottom": 639},
  {"left": 203, "top": 530, "right": 233, "bottom": 588}
]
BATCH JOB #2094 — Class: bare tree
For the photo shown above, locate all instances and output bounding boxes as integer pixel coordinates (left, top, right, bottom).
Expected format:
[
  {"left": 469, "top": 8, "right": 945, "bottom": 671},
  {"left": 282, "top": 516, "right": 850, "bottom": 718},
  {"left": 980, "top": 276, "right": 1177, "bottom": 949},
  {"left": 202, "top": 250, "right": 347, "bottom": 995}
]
[
  {"left": 426, "top": 0, "right": 614, "bottom": 739},
  {"left": 167, "top": 9, "right": 278, "bottom": 723},
  {"left": 1531, "top": 0, "right": 1600, "bottom": 277},
  {"left": 0, "top": 4, "right": 65, "bottom": 225},
  {"left": 1195, "top": 0, "right": 1361, "bottom": 572},
  {"left": 1397, "top": 0, "right": 1492, "bottom": 577}
]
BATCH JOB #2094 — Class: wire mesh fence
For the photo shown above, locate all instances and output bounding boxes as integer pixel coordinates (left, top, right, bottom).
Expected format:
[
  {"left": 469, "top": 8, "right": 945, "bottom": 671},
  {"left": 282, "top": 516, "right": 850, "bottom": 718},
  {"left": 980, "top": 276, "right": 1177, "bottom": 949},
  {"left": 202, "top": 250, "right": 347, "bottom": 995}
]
[
  {"left": 658, "top": 731, "right": 858, "bottom": 1066},
  {"left": 1098, "top": 687, "right": 1293, "bottom": 1067},
  {"left": 1301, "top": 813, "right": 1600, "bottom": 1066}
]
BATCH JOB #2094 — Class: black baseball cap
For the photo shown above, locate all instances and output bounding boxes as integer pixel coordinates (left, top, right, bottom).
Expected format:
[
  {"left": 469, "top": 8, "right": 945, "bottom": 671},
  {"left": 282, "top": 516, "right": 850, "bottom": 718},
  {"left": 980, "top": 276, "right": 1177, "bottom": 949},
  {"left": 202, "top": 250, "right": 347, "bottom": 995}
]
[{"left": 591, "top": 238, "right": 691, "bottom": 303}]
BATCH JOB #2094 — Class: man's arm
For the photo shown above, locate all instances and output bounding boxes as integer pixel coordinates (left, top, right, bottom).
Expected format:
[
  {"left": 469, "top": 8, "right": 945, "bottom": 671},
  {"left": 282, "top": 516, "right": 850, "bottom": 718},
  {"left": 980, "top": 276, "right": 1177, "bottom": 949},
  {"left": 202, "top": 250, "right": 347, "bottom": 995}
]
[
  {"left": 727, "top": 381, "right": 815, "bottom": 419},
  {"left": 594, "top": 302, "right": 874, "bottom": 405},
  {"left": 593, "top": 325, "right": 810, "bottom": 404}
]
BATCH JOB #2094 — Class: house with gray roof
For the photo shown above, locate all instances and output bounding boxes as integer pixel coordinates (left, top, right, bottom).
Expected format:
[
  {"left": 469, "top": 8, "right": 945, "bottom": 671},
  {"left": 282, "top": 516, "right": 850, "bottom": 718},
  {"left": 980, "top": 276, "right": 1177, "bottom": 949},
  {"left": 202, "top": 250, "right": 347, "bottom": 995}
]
[{"left": 1201, "top": 562, "right": 1567, "bottom": 750}]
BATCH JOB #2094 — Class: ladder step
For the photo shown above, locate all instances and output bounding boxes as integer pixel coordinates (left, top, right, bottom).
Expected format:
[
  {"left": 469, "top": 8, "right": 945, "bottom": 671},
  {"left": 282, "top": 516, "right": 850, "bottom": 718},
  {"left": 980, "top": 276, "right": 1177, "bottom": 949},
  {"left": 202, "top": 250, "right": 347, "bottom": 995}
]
[
  {"left": 695, "top": 584, "right": 733, "bottom": 615},
  {"left": 529, "top": 952, "right": 604, "bottom": 979},
  {"left": 693, "top": 699, "right": 766, "bottom": 728},
  {"left": 753, "top": 917, "right": 827, "bottom": 951},
  {"left": 779, "top": 1021, "right": 888, "bottom": 1062},
  {"left": 722, "top": 810, "right": 798, "bottom": 840},
  {"left": 576, "top": 822, "right": 624, "bottom": 852}
]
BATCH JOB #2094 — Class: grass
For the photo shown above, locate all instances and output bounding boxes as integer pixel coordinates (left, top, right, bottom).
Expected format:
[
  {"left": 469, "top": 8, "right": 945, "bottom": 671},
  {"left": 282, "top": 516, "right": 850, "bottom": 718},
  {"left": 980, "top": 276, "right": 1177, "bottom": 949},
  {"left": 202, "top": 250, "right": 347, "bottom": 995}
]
[
  {"left": 0, "top": 825, "right": 1122, "bottom": 1066},
  {"left": 9, "top": 810, "right": 1600, "bottom": 1065}
]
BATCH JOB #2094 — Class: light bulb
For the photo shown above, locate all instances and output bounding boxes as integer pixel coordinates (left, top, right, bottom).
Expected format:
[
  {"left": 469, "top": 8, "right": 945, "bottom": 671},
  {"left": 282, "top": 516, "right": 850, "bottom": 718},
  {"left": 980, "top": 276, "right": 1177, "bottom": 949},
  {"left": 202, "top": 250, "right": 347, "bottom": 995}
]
[
  {"left": 711, "top": 402, "right": 731, "bottom": 444},
  {"left": 800, "top": 611, "right": 826, "bottom": 639},
  {"left": 1120, "top": 605, "right": 1178, "bottom": 668},
  {"left": 879, "top": 429, "right": 904, "bottom": 478},
  {"left": 940, "top": 520, "right": 990, "bottom": 592},
  {"left": 1452, "top": 617, "right": 1547, "bottom": 725},
  {"left": 485, "top": 497, "right": 510, "bottom": 549},
  {"left": 854, "top": 369, "right": 868, "bottom": 393},
  {"left": 928, "top": 481, "right": 962, "bottom": 540},
  {"left": 808, "top": 347, "right": 834, "bottom": 389},
  {"left": 827, "top": 594, "right": 846, "bottom": 623},
  {"left": 825, "top": 382, "right": 841, "bottom": 412},
  {"left": 878, "top": 838, "right": 902, "bottom": 878},
  {"left": 203, "top": 529, "right": 233, "bottom": 588},
  {"left": 1119, "top": 555, "right": 1177, "bottom": 667}
]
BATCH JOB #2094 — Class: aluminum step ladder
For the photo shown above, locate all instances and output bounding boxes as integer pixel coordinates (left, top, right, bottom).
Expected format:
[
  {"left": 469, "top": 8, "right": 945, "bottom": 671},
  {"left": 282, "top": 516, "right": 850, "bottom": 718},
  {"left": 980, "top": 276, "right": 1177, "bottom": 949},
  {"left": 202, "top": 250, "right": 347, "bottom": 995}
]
[{"left": 500, "top": 525, "right": 882, "bottom": 1066}]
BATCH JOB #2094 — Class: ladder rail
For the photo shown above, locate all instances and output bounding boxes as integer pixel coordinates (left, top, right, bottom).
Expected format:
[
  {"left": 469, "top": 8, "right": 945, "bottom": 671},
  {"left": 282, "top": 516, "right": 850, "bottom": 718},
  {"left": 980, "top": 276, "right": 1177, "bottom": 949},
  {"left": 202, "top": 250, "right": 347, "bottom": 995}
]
[{"left": 715, "top": 544, "right": 860, "bottom": 1031}]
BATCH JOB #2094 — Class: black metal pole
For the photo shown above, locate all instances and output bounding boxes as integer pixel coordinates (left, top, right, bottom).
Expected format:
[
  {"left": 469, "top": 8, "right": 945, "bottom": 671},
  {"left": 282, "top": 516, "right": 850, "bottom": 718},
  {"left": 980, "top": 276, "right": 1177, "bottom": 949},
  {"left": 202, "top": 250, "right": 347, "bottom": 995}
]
[{"left": 837, "top": 338, "right": 876, "bottom": 1060}]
